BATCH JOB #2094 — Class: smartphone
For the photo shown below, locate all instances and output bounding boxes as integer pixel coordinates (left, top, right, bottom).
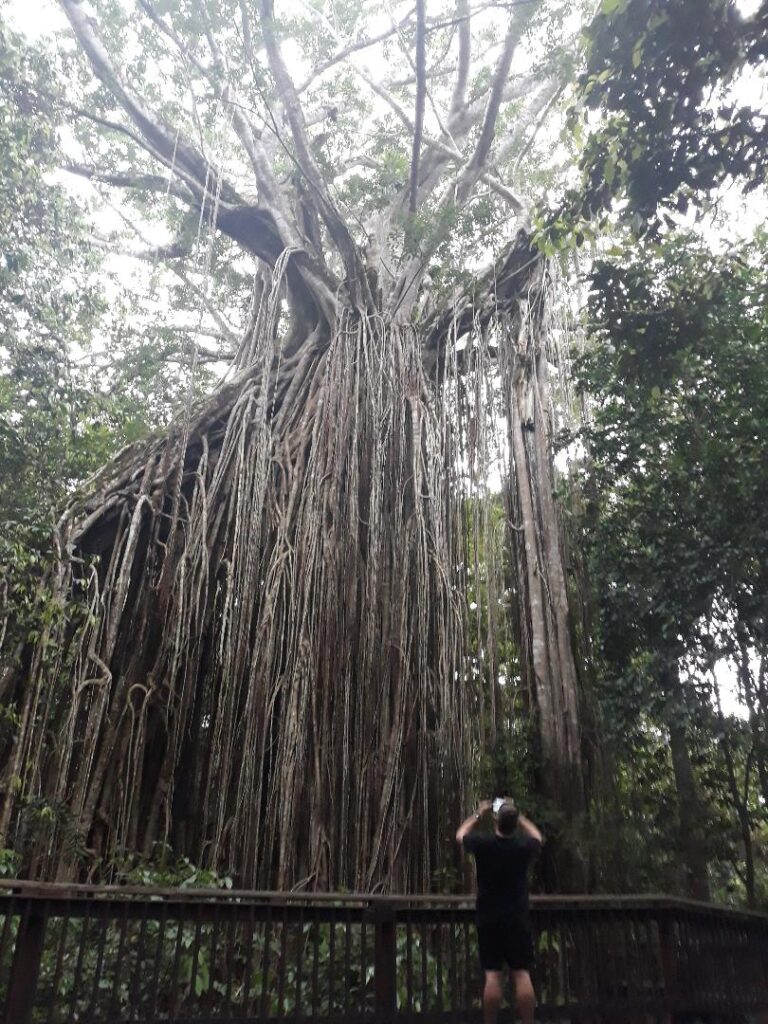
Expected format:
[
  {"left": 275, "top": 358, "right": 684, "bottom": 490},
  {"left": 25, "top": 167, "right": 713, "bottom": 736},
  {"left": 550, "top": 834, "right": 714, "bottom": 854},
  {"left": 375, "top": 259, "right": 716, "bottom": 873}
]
[{"left": 492, "top": 797, "right": 504, "bottom": 815}]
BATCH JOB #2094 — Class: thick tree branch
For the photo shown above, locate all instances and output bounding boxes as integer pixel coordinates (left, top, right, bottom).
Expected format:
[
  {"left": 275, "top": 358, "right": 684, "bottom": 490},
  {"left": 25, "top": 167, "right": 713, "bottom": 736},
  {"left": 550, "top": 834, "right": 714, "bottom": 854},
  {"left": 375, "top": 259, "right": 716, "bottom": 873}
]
[
  {"left": 238, "top": 0, "right": 256, "bottom": 71},
  {"left": 159, "top": 336, "right": 236, "bottom": 364},
  {"left": 387, "top": 64, "right": 458, "bottom": 90},
  {"left": 395, "top": 13, "right": 543, "bottom": 221},
  {"left": 294, "top": 0, "right": 523, "bottom": 216},
  {"left": 409, "top": 0, "right": 427, "bottom": 213},
  {"left": 258, "top": 0, "right": 372, "bottom": 307},
  {"left": 510, "top": 79, "right": 564, "bottom": 175},
  {"left": 390, "top": 90, "right": 530, "bottom": 318},
  {"left": 171, "top": 9, "right": 312, "bottom": 267},
  {"left": 450, "top": 0, "right": 472, "bottom": 114},
  {"left": 421, "top": 229, "right": 540, "bottom": 378},
  {"left": 225, "top": 98, "right": 306, "bottom": 255},
  {"left": 258, "top": 1, "right": 340, "bottom": 207},
  {"left": 456, "top": 1, "right": 539, "bottom": 204},
  {"left": 385, "top": 8, "right": 458, "bottom": 147},
  {"left": 63, "top": 162, "right": 196, "bottom": 204},
  {"left": 334, "top": 155, "right": 384, "bottom": 177},
  {"left": 409, "top": 52, "right": 559, "bottom": 208},
  {"left": 60, "top": 0, "right": 236, "bottom": 206},
  {"left": 198, "top": 3, "right": 225, "bottom": 74},
  {"left": 63, "top": 103, "right": 148, "bottom": 150},
  {"left": 344, "top": 59, "right": 524, "bottom": 212},
  {"left": 58, "top": 0, "right": 339, "bottom": 322},
  {"left": 127, "top": 239, "right": 193, "bottom": 262}
]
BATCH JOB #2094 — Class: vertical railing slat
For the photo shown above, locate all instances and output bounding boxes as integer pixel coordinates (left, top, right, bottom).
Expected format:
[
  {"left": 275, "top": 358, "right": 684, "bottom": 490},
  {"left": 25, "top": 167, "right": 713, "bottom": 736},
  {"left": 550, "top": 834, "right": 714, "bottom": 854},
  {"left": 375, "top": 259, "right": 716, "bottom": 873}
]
[
  {"left": 45, "top": 904, "right": 71, "bottom": 1024},
  {"left": 4, "top": 900, "right": 47, "bottom": 1024},
  {"left": 373, "top": 905, "right": 396, "bottom": 1020}
]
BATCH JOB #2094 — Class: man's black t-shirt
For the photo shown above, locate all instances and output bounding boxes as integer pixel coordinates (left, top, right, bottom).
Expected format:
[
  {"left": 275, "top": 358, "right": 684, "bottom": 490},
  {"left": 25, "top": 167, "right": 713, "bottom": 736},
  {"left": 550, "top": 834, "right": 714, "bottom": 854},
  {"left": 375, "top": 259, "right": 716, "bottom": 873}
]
[{"left": 462, "top": 831, "right": 540, "bottom": 925}]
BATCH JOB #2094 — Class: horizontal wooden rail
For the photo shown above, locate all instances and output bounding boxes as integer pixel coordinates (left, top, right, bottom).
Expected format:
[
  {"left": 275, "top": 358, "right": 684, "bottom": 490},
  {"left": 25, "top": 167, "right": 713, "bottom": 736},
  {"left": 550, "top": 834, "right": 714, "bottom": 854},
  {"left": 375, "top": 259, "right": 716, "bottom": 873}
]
[
  {"left": 0, "top": 884, "right": 766, "bottom": 1023},
  {"left": 2, "top": 879, "right": 766, "bottom": 917}
]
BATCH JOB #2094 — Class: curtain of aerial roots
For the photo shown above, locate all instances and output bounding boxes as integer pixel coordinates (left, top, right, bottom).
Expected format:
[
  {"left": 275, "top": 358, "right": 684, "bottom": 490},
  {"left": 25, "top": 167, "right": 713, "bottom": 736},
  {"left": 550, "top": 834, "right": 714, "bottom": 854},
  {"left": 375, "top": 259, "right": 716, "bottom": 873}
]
[
  {"left": 453, "top": 259, "right": 587, "bottom": 861},
  {"left": 497, "top": 266, "right": 587, "bottom": 835},
  {"left": 1, "top": 275, "right": 471, "bottom": 890}
]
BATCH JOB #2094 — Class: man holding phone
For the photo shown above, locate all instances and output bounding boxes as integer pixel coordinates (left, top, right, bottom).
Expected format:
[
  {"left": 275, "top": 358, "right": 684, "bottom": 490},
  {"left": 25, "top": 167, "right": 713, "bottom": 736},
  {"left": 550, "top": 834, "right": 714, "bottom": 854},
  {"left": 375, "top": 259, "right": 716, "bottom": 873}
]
[{"left": 456, "top": 798, "right": 543, "bottom": 1024}]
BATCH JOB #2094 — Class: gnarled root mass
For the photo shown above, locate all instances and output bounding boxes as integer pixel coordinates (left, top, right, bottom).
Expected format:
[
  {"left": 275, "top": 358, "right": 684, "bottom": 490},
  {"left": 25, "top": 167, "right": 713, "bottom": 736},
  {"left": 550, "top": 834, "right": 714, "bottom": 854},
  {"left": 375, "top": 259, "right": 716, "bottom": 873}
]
[{"left": 0, "top": 279, "right": 470, "bottom": 890}]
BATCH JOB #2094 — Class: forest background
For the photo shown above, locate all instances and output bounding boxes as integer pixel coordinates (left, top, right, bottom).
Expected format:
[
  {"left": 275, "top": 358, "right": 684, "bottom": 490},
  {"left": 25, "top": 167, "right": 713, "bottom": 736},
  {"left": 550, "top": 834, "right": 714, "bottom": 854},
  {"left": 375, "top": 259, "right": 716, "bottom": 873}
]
[{"left": 0, "top": 0, "right": 767, "bottom": 908}]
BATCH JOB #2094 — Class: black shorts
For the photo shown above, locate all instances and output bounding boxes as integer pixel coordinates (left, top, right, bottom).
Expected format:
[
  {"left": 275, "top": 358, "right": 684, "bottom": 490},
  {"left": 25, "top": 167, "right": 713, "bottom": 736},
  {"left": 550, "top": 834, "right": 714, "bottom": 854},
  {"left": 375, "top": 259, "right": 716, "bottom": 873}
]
[{"left": 477, "top": 917, "right": 534, "bottom": 972}]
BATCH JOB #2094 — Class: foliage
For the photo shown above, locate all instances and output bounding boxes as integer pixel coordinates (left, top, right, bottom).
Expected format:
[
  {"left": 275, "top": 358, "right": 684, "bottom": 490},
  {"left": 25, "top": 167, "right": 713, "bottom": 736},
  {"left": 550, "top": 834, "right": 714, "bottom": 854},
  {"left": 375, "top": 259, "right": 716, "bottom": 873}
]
[
  {"left": 0, "top": 21, "right": 210, "bottom": 548},
  {"left": 576, "top": 232, "right": 768, "bottom": 666},
  {"left": 0, "top": 23, "right": 111, "bottom": 540},
  {"left": 549, "top": 0, "right": 768, "bottom": 241},
  {"left": 571, "top": 230, "right": 768, "bottom": 902},
  {"left": 0, "top": 848, "right": 19, "bottom": 878},
  {"left": 116, "top": 844, "right": 234, "bottom": 890}
]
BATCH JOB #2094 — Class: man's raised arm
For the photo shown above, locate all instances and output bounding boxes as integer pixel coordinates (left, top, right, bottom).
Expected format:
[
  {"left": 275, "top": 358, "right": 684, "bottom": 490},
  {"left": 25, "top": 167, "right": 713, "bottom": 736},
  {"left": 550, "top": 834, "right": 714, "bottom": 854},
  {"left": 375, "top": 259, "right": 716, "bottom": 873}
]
[
  {"left": 456, "top": 799, "right": 492, "bottom": 844},
  {"left": 517, "top": 811, "right": 543, "bottom": 845}
]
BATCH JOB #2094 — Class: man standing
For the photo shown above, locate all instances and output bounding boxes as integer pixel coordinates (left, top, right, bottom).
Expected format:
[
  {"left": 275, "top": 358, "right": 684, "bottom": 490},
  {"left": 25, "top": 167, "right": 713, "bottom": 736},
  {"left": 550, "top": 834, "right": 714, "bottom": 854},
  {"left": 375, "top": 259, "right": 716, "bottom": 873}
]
[{"left": 456, "top": 798, "right": 543, "bottom": 1024}]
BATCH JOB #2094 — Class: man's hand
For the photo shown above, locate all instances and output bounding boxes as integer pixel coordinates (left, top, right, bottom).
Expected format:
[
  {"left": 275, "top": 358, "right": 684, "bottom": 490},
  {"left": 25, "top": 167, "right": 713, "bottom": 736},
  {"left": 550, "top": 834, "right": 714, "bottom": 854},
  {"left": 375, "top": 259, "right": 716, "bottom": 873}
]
[{"left": 478, "top": 799, "right": 493, "bottom": 815}]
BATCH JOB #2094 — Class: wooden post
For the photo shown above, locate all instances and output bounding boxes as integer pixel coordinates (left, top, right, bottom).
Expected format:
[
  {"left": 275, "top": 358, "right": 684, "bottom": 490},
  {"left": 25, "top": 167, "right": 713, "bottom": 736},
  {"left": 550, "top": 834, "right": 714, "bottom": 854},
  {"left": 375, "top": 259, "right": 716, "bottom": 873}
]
[
  {"left": 4, "top": 903, "right": 48, "bottom": 1024},
  {"left": 373, "top": 903, "right": 397, "bottom": 1021},
  {"left": 657, "top": 912, "right": 677, "bottom": 1024}
]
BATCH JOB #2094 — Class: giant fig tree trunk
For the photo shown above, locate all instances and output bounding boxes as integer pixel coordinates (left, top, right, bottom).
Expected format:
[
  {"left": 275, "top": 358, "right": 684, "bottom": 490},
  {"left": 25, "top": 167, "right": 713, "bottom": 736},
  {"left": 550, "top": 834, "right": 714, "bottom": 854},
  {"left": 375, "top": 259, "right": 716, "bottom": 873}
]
[
  {"left": 0, "top": 0, "right": 593, "bottom": 889},
  {"left": 0, "top": 270, "right": 475, "bottom": 890}
]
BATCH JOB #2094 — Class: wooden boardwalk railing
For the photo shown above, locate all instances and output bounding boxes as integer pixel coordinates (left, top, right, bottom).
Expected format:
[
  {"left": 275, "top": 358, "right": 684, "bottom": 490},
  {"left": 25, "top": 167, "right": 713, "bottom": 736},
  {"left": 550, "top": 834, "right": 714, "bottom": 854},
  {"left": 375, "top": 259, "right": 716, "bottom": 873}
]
[{"left": 0, "top": 880, "right": 766, "bottom": 1022}]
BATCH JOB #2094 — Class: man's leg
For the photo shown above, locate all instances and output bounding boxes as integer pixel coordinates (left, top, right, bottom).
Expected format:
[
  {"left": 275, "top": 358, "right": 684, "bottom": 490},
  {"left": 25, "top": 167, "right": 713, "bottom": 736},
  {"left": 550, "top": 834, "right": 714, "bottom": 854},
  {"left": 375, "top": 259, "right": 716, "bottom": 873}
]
[
  {"left": 482, "top": 970, "right": 504, "bottom": 1024},
  {"left": 511, "top": 968, "right": 535, "bottom": 1024}
]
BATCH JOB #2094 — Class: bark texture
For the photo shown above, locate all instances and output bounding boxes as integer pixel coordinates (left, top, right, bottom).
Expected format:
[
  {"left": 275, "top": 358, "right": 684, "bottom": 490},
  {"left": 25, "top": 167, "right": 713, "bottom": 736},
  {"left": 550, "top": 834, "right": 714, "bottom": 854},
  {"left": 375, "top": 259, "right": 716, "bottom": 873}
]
[
  {"left": 499, "top": 260, "right": 588, "bottom": 886},
  {"left": 1, "top": 271, "right": 472, "bottom": 889},
  {"left": 0, "top": 233, "right": 588, "bottom": 889}
]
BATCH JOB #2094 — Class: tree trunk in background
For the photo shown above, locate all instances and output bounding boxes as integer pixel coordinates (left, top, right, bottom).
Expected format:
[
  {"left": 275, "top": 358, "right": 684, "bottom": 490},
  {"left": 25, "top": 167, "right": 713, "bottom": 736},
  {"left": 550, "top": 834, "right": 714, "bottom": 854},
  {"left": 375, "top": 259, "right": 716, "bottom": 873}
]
[
  {"left": 663, "top": 665, "right": 711, "bottom": 901},
  {"left": 714, "top": 672, "right": 756, "bottom": 907},
  {"left": 737, "top": 634, "right": 768, "bottom": 809}
]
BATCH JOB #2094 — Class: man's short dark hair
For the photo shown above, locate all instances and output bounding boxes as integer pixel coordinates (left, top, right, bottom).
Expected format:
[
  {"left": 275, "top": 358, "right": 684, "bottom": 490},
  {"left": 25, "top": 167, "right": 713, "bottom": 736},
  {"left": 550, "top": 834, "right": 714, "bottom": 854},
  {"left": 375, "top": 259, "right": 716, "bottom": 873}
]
[{"left": 497, "top": 802, "right": 519, "bottom": 836}]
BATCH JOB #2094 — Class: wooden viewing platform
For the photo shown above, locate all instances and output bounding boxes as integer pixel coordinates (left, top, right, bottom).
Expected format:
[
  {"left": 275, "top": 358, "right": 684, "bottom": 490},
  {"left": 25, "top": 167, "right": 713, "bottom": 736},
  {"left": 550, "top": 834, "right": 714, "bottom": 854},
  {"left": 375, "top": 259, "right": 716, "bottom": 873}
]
[{"left": 1, "top": 880, "right": 766, "bottom": 1022}]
